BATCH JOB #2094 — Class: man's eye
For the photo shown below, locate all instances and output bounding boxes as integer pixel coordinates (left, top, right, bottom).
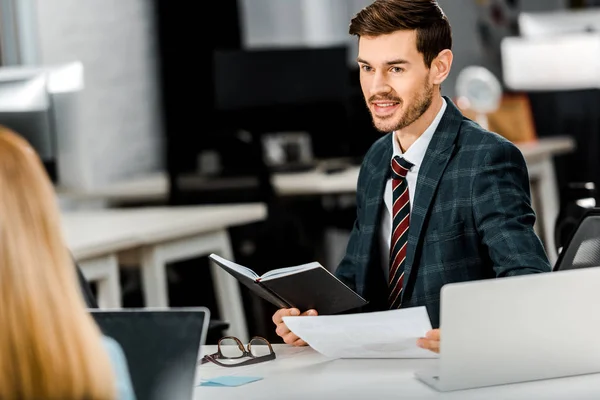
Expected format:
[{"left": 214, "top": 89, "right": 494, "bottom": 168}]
[
  {"left": 391, "top": 67, "right": 404, "bottom": 73},
  {"left": 360, "top": 65, "right": 372, "bottom": 72}
]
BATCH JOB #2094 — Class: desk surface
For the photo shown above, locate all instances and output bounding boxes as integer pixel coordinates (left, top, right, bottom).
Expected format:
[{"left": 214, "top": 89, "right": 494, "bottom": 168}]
[
  {"left": 62, "top": 203, "right": 267, "bottom": 259},
  {"left": 273, "top": 135, "right": 576, "bottom": 196},
  {"left": 195, "top": 344, "right": 600, "bottom": 400},
  {"left": 55, "top": 136, "right": 576, "bottom": 201}
]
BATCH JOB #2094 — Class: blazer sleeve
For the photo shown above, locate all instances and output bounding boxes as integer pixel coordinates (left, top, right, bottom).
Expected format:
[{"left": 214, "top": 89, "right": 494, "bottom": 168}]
[
  {"left": 334, "top": 218, "right": 361, "bottom": 292},
  {"left": 334, "top": 164, "right": 369, "bottom": 292},
  {"left": 472, "top": 140, "right": 552, "bottom": 276}
]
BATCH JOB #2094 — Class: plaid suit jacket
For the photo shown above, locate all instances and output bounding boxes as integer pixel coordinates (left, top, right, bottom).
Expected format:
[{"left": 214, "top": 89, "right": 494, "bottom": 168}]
[{"left": 335, "top": 97, "right": 551, "bottom": 328}]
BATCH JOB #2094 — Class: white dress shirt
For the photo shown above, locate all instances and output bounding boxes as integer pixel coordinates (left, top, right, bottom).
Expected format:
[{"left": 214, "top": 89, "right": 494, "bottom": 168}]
[{"left": 380, "top": 98, "right": 447, "bottom": 280}]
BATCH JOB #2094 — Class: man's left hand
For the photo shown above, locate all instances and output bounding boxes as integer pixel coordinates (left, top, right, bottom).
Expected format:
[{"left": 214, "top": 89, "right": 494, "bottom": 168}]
[{"left": 417, "top": 329, "right": 440, "bottom": 353}]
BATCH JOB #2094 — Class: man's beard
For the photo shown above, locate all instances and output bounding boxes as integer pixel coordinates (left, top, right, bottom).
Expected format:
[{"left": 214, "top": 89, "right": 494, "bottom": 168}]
[{"left": 371, "top": 83, "right": 434, "bottom": 133}]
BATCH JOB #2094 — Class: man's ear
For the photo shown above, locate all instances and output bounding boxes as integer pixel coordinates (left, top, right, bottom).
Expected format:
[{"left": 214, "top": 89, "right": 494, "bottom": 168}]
[{"left": 430, "top": 49, "right": 453, "bottom": 85}]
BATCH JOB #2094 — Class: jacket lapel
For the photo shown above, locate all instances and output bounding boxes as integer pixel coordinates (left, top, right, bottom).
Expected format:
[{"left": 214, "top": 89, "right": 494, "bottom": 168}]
[
  {"left": 363, "top": 134, "right": 393, "bottom": 239},
  {"left": 402, "top": 97, "right": 463, "bottom": 298},
  {"left": 360, "top": 134, "right": 393, "bottom": 289}
]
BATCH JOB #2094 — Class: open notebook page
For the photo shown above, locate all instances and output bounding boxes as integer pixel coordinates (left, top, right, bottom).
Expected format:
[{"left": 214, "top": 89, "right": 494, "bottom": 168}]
[
  {"left": 209, "top": 254, "right": 259, "bottom": 280},
  {"left": 260, "top": 262, "right": 321, "bottom": 281}
]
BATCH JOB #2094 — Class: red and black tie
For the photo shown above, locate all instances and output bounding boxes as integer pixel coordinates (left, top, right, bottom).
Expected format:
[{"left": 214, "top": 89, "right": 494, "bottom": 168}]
[{"left": 388, "top": 155, "right": 413, "bottom": 309}]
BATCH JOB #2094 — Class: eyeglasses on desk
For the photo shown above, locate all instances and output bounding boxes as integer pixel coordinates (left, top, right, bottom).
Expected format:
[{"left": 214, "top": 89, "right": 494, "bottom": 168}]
[{"left": 199, "top": 336, "right": 276, "bottom": 367}]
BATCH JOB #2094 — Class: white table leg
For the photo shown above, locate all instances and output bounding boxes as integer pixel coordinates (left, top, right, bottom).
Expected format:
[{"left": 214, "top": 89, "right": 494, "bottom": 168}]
[
  {"left": 207, "top": 231, "right": 250, "bottom": 343},
  {"left": 78, "top": 254, "right": 122, "bottom": 308},
  {"left": 137, "top": 230, "right": 249, "bottom": 342},
  {"left": 140, "top": 246, "right": 169, "bottom": 307},
  {"left": 527, "top": 158, "right": 559, "bottom": 266}
]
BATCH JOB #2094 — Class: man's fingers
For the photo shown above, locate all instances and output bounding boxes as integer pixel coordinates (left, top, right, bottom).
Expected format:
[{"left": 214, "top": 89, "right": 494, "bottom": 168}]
[
  {"left": 272, "top": 308, "right": 313, "bottom": 343},
  {"left": 275, "top": 323, "right": 290, "bottom": 337},
  {"left": 291, "top": 338, "right": 308, "bottom": 347},
  {"left": 271, "top": 310, "right": 283, "bottom": 325},
  {"left": 272, "top": 308, "right": 300, "bottom": 324},
  {"left": 417, "top": 328, "right": 441, "bottom": 353},
  {"left": 282, "top": 331, "right": 300, "bottom": 345},
  {"left": 425, "top": 329, "right": 440, "bottom": 340},
  {"left": 416, "top": 338, "right": 440, "bottom": 354},
  {"left": 427, "top": 340, "right": 440, "bottom": 353}
]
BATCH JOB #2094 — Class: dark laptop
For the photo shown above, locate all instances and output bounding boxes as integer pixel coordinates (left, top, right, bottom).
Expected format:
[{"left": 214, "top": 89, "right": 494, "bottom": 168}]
[{"left": 90, "top": 307, "right": 210, "bottom": 400}]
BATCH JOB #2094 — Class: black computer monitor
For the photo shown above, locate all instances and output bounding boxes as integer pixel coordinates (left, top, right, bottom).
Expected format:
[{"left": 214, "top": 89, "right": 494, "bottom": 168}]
[
  {"left": 213, "top": 45, "right": 349, "bottom": 111},
  {"left": 212, "top": 45, "right": 353, "bottom": 160}
]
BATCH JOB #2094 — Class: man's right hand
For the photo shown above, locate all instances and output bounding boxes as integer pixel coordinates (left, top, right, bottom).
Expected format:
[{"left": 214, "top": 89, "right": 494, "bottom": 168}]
[{"left": 272, "top": 307, "right": 318, "bottom": 346}]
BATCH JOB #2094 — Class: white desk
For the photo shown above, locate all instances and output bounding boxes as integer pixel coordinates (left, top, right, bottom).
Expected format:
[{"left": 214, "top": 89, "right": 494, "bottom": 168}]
[
  {"left": 62, "top": 203, "right": 268, "bottom": 342},
  {"left": 194, "top": 344, "right": 600, "bottom": 400},
  {"left": 64, "top": 213, "right": 141, "bottom": 310},
  {"left": 58, "top": 136, "right": 575, "bottom": 265}
]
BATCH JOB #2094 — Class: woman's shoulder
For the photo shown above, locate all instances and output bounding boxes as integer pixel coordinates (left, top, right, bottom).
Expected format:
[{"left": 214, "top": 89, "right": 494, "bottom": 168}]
[
  {"left": 102, "top": 335, "right": 125, "bottom": 359},
  {"left": 101, "top": 335, "right": 130, "bottom": 372},
  {"left": 102, "top": 335, "right": 137, "bottom": 400}
]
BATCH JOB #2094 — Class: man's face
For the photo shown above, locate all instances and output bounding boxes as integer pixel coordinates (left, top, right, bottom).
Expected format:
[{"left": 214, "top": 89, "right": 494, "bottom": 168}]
[{"left": 357, "top": 30, "right": 434, "bottom": 133}]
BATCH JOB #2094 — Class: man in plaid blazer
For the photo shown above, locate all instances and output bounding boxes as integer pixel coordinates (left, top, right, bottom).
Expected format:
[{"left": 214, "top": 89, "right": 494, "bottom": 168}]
[
  {"left": 334, "top": 97, "right": 551, "bottom": 326},
  {"left": 272, "top": 0, "right": 551, "bottom": 351}
]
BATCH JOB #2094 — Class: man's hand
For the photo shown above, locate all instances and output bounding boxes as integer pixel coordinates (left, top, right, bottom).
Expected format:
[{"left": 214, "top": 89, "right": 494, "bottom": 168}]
[
  {"left": 272, "top": 307, "right": 318, "bottom": 346},
  {"left": 417, "top": 329, "right": 440, "bottom": 353}
]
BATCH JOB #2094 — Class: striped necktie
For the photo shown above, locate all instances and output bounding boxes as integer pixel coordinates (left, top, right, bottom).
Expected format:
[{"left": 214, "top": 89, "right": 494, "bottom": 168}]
[{"left": 389, "top": 155, "right": 413, "bottom": 309}]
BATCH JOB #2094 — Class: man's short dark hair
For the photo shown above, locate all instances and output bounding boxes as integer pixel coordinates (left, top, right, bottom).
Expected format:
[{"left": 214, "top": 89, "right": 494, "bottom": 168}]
[{"left": 349, "top": 0, "right": 452, "bottom": 68}]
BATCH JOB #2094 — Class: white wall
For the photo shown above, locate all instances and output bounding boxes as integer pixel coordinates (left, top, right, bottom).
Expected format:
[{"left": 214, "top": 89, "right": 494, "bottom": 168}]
[
  {"left": 239, "top": 0, "right": 363, "bottom": 66},
  {"left": 239, "top": 0, "right": 352, "bottom": 48},
  {"left": 239, "top": 0, "right": 567, "bottom": 98},
  {"left": 34, "top": 0, "right": 164, "bottom": 189}
]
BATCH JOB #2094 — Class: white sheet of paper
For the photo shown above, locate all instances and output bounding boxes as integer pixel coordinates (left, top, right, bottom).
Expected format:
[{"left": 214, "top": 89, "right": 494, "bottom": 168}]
[{"left": 282, "top": 306, "right": 437, "bottom": 359}]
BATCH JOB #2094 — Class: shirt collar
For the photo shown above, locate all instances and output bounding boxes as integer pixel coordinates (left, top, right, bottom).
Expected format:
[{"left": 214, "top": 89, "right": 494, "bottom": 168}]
[{"left": 392, "top": 97, "right": 447, "bottom": 169}]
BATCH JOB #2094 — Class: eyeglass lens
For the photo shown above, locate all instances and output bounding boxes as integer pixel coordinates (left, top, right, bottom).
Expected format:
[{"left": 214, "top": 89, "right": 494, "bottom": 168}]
[
  {"left": 218, "top": 337, "right": 272, "bottom": 359},
  {"left": 218, "top": 337, "right": 245, "bottom": 358},
  {"left": 248, "top": 337, "right": 271, "bottom": 357}
]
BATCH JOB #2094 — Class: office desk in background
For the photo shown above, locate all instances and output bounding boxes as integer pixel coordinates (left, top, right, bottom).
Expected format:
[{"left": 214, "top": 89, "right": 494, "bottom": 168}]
[
  {"left": 62, "top": 203, "right": 267, "bottom": 342},
  {"left": 195, "top": 344, "right": 600, "bottom": 400},
  {"left": 57, "top": 136, "right": 575, "bottom": 265}
]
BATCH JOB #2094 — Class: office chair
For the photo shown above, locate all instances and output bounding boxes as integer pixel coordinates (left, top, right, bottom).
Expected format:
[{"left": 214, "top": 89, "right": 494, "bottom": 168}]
[
  {"left": 553, "top": 208, "right": 600, "bottom": 271},
  {"left": 76, "top": 262, "right": 98, "bottom": 308},
  {"left": 554, "top": 183, "right": 596, "bottom": 254}
]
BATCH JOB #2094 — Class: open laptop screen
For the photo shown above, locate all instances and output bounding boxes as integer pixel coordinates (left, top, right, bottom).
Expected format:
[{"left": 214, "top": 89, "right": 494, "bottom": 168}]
[{"left": 90, "top": 307, "right": 210, "bottom": 400}]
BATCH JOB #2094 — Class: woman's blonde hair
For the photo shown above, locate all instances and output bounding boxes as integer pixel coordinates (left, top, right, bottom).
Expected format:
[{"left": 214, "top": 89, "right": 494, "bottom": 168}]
[{"left": 0, "top": 126, "right": 116, "bottom": 399}]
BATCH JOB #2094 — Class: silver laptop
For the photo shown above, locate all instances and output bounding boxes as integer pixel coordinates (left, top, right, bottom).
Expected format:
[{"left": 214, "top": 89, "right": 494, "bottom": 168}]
[
  {"left": 91, "top": 307, "right": 210, "bottom": 400},
  {"left": 415, "top": 268, "right": 600, "bottom": 391}
]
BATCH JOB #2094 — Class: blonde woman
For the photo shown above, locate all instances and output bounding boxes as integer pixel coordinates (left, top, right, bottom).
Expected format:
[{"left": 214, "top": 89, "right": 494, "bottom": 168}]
[{"left": 0, "top": 126, "right": 136, "bottom": 399}]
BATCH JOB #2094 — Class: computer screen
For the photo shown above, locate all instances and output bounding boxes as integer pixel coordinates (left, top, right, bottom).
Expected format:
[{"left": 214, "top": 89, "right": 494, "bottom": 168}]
[
  {"left": 0, "top": 73, "right": 55, "bottom": 161},
  {"left": 213, "top": 45, "right": 349, "bottom": 111},
  {"left": 91, "top": 308, "right": 210, "bottom": 400},
  {"left": 212, "top": 45, "right": 352, "bottom": 160}
]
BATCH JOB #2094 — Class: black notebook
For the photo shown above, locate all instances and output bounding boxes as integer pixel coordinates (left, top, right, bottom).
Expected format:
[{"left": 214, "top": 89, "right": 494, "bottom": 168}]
[{"left": 209, "top": 254, "right": 367, "bottom": 315}]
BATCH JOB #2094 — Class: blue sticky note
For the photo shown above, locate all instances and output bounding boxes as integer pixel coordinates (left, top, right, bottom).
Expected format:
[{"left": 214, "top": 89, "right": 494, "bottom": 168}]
[{"left": 199, "top": 376, "right": 263, "bottom": 387}]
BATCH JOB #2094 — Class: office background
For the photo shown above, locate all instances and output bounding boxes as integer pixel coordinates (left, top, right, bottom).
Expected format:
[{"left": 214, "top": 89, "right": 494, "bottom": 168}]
[
  {"left": 0, "top": 0, "right": 598, "bottom": 343},
  {"left": 0, "top": 0, "right": 569, "bottom": 189}
]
